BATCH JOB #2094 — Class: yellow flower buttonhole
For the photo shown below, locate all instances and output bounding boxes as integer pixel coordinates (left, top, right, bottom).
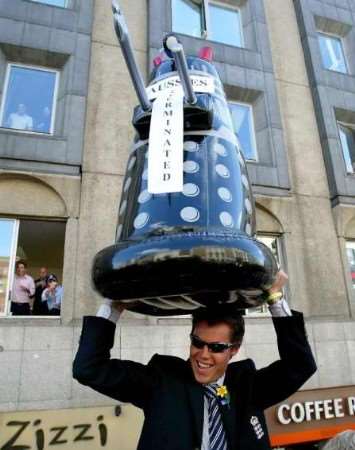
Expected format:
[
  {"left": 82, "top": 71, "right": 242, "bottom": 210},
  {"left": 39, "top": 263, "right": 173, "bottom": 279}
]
[{"left": 217, "top": 385, "right": 228, "bottom": 398}]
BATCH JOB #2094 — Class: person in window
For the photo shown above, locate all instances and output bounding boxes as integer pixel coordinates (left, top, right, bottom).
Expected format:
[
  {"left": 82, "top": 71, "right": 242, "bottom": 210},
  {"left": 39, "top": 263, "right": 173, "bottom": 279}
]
[
  {"left": 41, "top": 274, "right": 62, "bottom": 316},
  {"left": 36, "top": 106, "right": 51, "bottom": 133},
  {"left": 11, "top": 260, "right": 35, "bottom": 315},
  {"left": 33, "top": 266, "right": 49, "bottom": 316},
  {"left": 7, "top": 103, "right": 33, "bottom": 131}
]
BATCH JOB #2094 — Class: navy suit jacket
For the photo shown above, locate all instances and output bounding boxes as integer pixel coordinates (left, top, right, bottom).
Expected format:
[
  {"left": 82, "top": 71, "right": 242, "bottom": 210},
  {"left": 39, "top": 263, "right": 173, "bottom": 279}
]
[{"left": 73, "top": 311, "right": 316, "bottom": 450}]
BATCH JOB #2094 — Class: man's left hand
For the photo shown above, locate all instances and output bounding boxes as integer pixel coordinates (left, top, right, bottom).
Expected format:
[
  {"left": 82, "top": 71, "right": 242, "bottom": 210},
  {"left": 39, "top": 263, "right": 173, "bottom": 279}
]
[{"left": 268, "top": 270, "right": 288, "bottom": 295}]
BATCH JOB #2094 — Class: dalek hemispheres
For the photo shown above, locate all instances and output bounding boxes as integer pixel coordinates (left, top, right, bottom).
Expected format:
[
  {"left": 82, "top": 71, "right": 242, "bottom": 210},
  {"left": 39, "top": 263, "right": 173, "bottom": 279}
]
[{"left": 92, "top": 1, "right": 278, "bottom": 316}]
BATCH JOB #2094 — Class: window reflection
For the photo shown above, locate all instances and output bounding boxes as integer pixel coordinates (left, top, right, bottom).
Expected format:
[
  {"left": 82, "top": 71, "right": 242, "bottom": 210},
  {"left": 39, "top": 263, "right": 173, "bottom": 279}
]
[
  {"left": 209, "top": 4, "right": 243, "bottom": 47},
  {"left": 247, "top": 234, "right": 283, "bottom": 315},
  {"left": 172, "top": 0, "right": 205, "bottom": 38},
  {"left": 229, "top": 102, "right": 257, "bottom": 161},
  {"left": 318, "top": 34, "right": 347, "bottom": 74},
  {"left": 31, "top": 0, "right": 67, "bottom": 7},
  {"left": 346, "top": 242, "right": 355, "bottom": 289},
  {"left": 171, "top": 0, "right": 244, "bottom": 47},
  {"left": 0, "top": 65, "right": 58, "bottom": 134},
  {"left": 338, "top": 123, "right": 355, "bottom": 173},
  {"left": 0, "top": 219, "right": 17, "bottom": 315}
]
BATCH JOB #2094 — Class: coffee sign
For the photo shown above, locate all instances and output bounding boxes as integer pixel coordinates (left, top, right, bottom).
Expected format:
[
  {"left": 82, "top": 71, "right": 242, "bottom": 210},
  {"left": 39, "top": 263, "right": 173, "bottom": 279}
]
[
  {"left": 265, "top": 385, "right": 355, "bottom": 447},
  {"left": 277, "top": 396, "right": 355, "bottom": 424}
]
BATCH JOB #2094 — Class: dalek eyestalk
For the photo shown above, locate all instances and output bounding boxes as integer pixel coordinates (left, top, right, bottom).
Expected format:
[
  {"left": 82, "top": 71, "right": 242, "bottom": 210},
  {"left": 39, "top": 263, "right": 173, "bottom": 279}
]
[
  {"left": 112, "top": 0, "right": 151, "bottom": 112},
  {"left": 164, "top": 35, "right": 197, "bottom": 105}
]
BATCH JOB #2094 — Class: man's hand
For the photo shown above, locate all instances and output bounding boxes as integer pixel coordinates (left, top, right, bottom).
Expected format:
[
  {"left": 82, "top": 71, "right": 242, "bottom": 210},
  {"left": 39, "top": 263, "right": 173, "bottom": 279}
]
[
  {"left": 268, "top": 270, "right": 288, "bottom": 295},
  {"left": 111, "top": 301, "right": 126, "bottom": 314}
]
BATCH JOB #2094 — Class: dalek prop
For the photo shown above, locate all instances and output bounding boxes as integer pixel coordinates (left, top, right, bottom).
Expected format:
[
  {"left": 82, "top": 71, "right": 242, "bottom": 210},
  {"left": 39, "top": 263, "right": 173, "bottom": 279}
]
[{"left": 92, "top": 1, "right": 278, "bottom": 316}]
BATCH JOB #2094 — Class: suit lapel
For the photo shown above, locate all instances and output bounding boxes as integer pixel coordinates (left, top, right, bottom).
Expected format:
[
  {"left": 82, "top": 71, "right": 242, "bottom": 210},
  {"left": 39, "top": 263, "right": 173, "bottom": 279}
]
[
  {"left": 221, "top": 364, "right": 245, "bottom": 450},
  {"left": 186, "top": 364, "right": 204, "bottom": 447}
]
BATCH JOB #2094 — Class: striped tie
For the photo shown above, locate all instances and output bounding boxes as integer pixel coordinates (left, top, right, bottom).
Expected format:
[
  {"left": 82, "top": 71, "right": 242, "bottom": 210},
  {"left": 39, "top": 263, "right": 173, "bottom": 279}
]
[{"left": 204, "top": 384, "right": 228, "bottom": 450}]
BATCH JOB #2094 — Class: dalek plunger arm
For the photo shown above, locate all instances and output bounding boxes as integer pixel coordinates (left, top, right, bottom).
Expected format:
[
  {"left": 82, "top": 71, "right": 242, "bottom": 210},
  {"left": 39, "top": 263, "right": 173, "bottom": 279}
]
[
  {"left": 112, "top": 0, "right": 152, "bottom": 112},
  {"left": 164, "top": 35, "right": 197, "bottom": 105}
]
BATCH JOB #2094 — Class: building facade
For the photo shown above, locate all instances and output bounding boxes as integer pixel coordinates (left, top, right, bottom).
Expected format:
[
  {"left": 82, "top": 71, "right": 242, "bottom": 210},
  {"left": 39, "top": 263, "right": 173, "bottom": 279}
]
[{"left": 0, "top": 0, "right": 354, "bottom": 449}]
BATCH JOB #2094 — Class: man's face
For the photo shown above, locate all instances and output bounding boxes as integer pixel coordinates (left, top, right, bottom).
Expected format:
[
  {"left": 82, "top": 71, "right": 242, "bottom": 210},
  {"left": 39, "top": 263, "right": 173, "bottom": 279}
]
[
  {"left": 18, "top": 104, "right": 26, "bottom": 115},
  {"left": 190, "top": 321, "right": 239, "bottom": 384},
  {"left": 39, "top": 267, "right": 48, "bottom": 279},
  {"left": 16, "top": 264, "right": 26, "bottom": 277}
]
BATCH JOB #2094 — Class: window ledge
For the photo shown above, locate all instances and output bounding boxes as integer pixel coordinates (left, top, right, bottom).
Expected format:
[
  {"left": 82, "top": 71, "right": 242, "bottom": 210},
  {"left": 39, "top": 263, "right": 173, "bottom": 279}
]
[
  {"left": 0, "top": 127, "right": 65, "bottom": 141},
  {"left": 0, "top": 316, "right": 61, "bottom": 326}
]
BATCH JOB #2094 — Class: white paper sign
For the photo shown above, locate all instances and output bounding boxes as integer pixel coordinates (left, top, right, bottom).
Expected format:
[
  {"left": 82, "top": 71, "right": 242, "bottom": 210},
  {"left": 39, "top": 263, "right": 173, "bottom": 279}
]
[
  {"left": 147, "top": 75, "right": 214, "bottom": 100},
  {"left": 148, "top": 87, "right": 184, "bottom": 194}
]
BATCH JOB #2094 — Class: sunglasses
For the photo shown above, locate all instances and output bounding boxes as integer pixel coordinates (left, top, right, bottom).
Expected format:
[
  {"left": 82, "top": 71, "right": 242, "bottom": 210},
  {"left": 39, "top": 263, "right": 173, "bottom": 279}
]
[{"left": 190, "top": 334, "right": 236, "bottom": 353}]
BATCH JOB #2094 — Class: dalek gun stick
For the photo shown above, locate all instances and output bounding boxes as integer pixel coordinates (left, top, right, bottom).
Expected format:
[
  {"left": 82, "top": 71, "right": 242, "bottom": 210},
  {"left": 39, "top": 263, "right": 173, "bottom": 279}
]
[
  {"left": 111, "top": 0, "right": 151, "bottom": 112},
  {"left": 91, "top": 3, "right": 278, "bottom": 316}
]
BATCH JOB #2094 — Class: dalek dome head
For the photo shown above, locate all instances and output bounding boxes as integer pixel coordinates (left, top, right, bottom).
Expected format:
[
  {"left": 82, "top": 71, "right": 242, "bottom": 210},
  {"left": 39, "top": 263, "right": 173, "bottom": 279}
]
[{"left": 150, "top": 53, "right": 221, "bottom": 86}]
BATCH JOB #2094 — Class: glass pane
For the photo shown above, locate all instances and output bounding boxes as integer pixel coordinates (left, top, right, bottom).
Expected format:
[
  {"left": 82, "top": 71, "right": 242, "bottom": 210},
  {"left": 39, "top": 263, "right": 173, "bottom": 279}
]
[
  {"left": 346, "top": 242, "right": 355, "bottom": 289},
  {"left": 318, "top": 34, "right": 347, "bottom": 74},
  {"left": 209, "top": 4, "right": 243, "bottom": 47},
  {"left": 31, "top": 0, "right": 67, "bottom": 7},
  {"left": 229, "top": 102, "right": 257, "bottom": 160},
  {"left": 338, "top": 124, "right": 355, "bottom": 173},
  {"left": 16, "top": 219, "right": 66, "bottom": 317},
  {"left": 1, "top": 65, "right": 57, "bottom": 134},
  {"left": 172, "top": 0, "right": 204, "bottom": 38},
  {"left": 0, "top": 219, "right": 16, "bottom": 314}
]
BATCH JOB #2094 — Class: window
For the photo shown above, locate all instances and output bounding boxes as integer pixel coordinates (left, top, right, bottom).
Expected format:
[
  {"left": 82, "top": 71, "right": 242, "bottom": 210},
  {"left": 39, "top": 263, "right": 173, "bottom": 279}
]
[
  {"left": 30, "top": 0, "right": 68, "bottom": 7},
  {"left": 246, "top": 234, "right": 284, "bottom": 315},
  {"left": 318, "top": 33, "right": 347, "bottom": 74},
  {"left": 229, "top": 102, "right": 257, "bottom": 161},
  {"left": 0, "top": 64, "right": 59, "bottom": 135},
  {"left": 338, "top": 123, "right": 355, "bottom": 174},
  {"left": 172, "top": 0, "right": 205, "bottom": 38},
  {"left": 0, "top": 218, "right": 65, "bottom": 317},
  {"left": 172, "top": 0, "right": 243, "bottom": 47},
  {"left": 346, "top": 241, "right": 355, "bottom": 289},
  {"left": 208, "top": 3, "right": 243, "bottom": 47}
]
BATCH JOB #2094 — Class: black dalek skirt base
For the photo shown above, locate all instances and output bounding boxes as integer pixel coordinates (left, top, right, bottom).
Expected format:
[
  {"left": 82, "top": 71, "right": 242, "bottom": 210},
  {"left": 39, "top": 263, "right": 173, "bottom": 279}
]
[
  {"left": 93, "top": 230, "right": 276, "bottom": 316},
  {"left": 92, "top": 10, "right": 277, "bottom": 316}
]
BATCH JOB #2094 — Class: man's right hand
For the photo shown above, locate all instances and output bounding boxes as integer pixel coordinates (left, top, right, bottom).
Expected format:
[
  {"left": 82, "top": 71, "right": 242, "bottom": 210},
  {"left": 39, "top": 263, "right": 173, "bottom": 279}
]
[{"left": 112, "top": 301, "right": 126, "bottom": 314}]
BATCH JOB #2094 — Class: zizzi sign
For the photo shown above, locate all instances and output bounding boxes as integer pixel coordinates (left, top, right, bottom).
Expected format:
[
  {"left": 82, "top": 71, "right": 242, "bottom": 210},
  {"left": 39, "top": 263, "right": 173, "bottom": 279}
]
[
  {"left": 0, "top": 405, "right": 142, "bottom": 450},
  {"left": 277, "top": 396, "right": 355, "bottom": 424},
  {"left": 0, "top": 416, "right": 107, "bottom": 450}
]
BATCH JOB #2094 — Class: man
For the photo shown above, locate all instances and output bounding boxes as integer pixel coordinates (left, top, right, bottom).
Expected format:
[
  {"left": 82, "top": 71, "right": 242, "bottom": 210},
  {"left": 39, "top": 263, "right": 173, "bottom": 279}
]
[
  {"left": 73, "top": 271, "right": 317, "bottom": 450},
  {"left": 11, "top": 260, "right": 35, "bottom": 315},
  {"left": 7, "top": 103, "right": 33, "bottom": 131},
  {"left": 33, "top": 266, "right": 49, "bottom": 315},
  {"left": 41, "top": 274, "right": 63, "bottom": 316}
]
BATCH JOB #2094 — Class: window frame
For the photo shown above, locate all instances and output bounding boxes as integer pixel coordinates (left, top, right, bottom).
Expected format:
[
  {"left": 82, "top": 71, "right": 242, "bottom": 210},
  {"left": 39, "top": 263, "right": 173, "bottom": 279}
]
[
  {"left": 0, "top": 62, "right": 60, "bottom": 136},
  {"left": 29, "top": 0, "right": 69, "bottom": 8},
  {"left": 0, "top": 216, "right": 66, "bottom": 319},
  {"left": 228, "top": 100, "right": 258, "bottom": 162},
  {"left": 172, "top": 0, "right": 244, "bottom": 48},
  {"left": 317, "top": 31, "right": 348, "bottom": 74},
  {"left": 337, "top": 121, "right": 355, "bottom": 174},
  {"left": 206, "top": 1, "right": 244, "bottom": 48}
]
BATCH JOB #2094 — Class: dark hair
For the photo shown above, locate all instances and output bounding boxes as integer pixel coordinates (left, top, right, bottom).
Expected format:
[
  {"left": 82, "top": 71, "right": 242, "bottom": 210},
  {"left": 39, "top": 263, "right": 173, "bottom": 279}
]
[
  {"left": 191, "top": 306, "right": 245, "bottom": 347},
  {"left": 15, "top": 260, "right": 27, "bottom": 269},
  {"left": 46, "top": 274, "right": 58, "bottom": 283}
]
